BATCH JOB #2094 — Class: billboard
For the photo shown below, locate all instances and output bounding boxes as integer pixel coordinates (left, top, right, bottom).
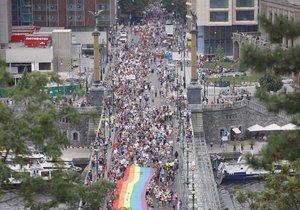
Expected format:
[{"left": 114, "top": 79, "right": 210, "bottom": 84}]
[{"left": 24, "top": 35, "right": 52, "bottom": 48}]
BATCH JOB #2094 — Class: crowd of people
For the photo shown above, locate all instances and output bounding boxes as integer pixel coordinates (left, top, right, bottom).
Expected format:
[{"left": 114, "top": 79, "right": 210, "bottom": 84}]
[{"left": 98, "top": 3, "right": 188, "bottom": 210}]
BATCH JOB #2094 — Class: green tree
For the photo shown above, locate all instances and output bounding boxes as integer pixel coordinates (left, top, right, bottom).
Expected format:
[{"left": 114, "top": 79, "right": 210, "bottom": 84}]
[
  {"left": 119, "top": 0, "right": 149, "bottom": 16},
  {"left": 0, "top": 61, "right": 115, "bottom": 209},
  {"left": 236, "top": 14, "right": 300, "bottom": 210},
  {"left": 259, "top": 73, "right": 283, "bottom": 92},
  {"left": 161, "top": 0, "right": 187, "bottom": 20},
  {"left": 215, "top": 45, "right": 224, "bottom": 61}
]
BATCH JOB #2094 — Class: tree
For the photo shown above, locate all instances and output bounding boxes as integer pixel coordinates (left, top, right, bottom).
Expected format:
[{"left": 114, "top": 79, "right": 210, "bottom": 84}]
[
  {"left": 0, "top": 61, "right": 115, "bottom": 209},
  {"left": 259, "top": 73, "right": 283, "bottom": 92},
  {"left": 215, "top": 45, "right": 224, "bottom": 61},
  {"left": 118, "top": 0, "right": 149, "bottom": 16},
  {"left": 236, "top": 14, "right": 300, "bottom": 210},
  {"left": 161, "top": 0, "right": 187, "bottom": 20}
]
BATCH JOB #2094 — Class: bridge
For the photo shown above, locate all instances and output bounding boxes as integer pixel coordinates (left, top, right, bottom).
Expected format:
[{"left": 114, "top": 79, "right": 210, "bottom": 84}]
[{"left": 180, "top": 104, "right": 222, "bottom": 210}]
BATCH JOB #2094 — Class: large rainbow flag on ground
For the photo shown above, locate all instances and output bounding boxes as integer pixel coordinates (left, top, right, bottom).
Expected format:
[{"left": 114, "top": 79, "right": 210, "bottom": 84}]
[{"left": 113, "top": 164, "right": 155, "bottom": 210}]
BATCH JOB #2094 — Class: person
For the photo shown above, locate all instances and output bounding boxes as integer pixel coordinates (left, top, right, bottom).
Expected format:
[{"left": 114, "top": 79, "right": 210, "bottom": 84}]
[
  {"left": 210, "top": 142, "right": 213, "bottom": 150},
  {"left": 177, "top": 199, "right": 183, "bottom": 210},
  {"left": 174, "top": 151, "right": 178, "bottom": 159}
]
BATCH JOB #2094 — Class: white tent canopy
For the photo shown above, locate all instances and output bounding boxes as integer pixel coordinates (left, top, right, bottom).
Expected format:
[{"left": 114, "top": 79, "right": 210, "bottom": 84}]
[
  {"left": 247, "top": 123, "right": 299, "bottom": 132},
  {"left": 262, "top": 123, "right": 282, "bottom": 131},
  {"left": 247, "top": 124, "right": 265, "bottom": 132},
  {"left": 232, "top": 127, "right": 241, "bottom": 134},
  {"left": 281, "top": 123, "right": 298, "bottom": 130}
]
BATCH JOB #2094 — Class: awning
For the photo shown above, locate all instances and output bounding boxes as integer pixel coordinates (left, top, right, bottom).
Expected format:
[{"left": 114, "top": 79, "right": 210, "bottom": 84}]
[
  {"left": 232, "top": 127, "right": 241, "bottom": 134},
  {"left": 247, "top": 124, "right": 264, "bottom": 132},
  {"left": 263, "top": 123, "right": 282, "bottom": 131},
  {"left": 281, "top": 123, "right": 298, "bottom": 130}
]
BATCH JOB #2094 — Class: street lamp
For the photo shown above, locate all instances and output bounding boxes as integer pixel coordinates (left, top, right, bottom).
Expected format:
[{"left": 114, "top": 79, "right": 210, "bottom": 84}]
[
  {"left": 186, "top": 148, "right": 189, "bottom": 182},
  {"left": 95, "top": 148, "right": 99, "bottom": 181},
  {"left": 191, "top": 161, "right": 196, "bottom": 210},
  {"left": 129, "top": 0, "right": 135, "bottom": 26}
]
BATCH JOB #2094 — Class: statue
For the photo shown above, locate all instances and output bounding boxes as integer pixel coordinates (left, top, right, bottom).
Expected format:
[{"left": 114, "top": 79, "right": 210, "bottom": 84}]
[{"left": 88, "top": 10, "right": 104, "bottom": 29}]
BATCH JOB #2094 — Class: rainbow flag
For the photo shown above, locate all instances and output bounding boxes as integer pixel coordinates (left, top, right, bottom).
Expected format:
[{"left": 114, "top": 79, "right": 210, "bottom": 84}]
[{"left": 113, "top": 164, "right": 155, "bottom": 210}]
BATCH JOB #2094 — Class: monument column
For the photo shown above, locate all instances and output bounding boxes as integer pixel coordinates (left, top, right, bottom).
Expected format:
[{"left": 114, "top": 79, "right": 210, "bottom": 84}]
[
  {"left": 187, "top": 12, "right": 202, "bottom": 105},
  {"left": 92, "top": 30, "right": 101, "bottom": 82},
  {"left": 88, "top": 10, "right": 106, "bottom": 106}
]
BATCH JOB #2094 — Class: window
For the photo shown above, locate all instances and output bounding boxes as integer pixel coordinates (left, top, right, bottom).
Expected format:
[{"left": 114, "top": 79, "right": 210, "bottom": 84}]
[
  {"left": 236, "top": 10, "right": 254, "bottom": 21},
  {"left": 77, "top": 15, "right": 82, "bottom": 20},
  {"left": 210, "top": 0, "right": 228, "bottom": 8},
  {"left": 49, "top": 4, "right": 57, "bottom": 11},
  {"left": 97, "top": 3, "right": 109, "bottom": 10},
  {"left": 210, "top": 12, "right": 228, "bottom": 22},
  {"left": 62, "top": 130, "right": 68, "bottom": 136},
  {"left": 236, "top": 0, "right": 254, "bottom": 7},
  {"left": 72, "top": 132, "right": 79, "bottom": 141},
  {"left": 34, "top": 15, "right": 45, "bottom": 21}
]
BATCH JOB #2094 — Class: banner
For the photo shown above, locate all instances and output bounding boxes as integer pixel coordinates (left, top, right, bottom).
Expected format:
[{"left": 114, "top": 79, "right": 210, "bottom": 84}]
[{"left": 113, "top": 165, "right": 155, "bottom": 210}]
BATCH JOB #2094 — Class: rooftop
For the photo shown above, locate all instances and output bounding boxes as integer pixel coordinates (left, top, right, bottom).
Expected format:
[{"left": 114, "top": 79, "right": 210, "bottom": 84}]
[{"left": 262, "top": 0, "right": 300, "bottom": 9}]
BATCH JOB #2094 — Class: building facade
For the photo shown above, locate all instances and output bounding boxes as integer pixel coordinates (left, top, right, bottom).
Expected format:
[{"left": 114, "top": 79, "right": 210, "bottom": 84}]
[
  {"left": 187, "top": 0, "right": 259, "bottom": 56},
  {"left": 11, "top": 0, "right": 117, "bottom": 30},
  {"left": 260, "top": 0, "right": 300, "bottom": 47},
  {"left": 0, "top": 0, "right": 12, "bottom": 48},
  {"left": 233, "top": 0, "right": 300, "bottom": 59}
]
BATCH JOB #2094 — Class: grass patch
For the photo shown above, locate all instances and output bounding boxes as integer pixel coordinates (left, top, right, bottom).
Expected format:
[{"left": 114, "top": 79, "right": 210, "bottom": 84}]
[
  {"left": 204, "top": 61, "right": 235, "bottom": 70},
  {"left": 208, "top": 74, "right": 263, "bottom": 85}
]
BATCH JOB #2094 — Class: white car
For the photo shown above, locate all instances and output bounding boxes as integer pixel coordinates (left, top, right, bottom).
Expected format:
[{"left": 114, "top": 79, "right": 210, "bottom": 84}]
[
  {"left": 120, "top": 32, "right": 127, "bottom": 37},
  {"left": 119, "top": 32, "right": 128, "bottom": 43},
  {"left": 120, "top": 37, "right": 127, "bottom": 43}
]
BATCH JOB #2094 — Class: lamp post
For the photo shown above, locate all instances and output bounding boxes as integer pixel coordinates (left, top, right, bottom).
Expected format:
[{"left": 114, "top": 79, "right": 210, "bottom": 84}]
[
  {"left": 191, "top": 161, "right": 196, "bottom": 210},
  {"left": 186, "top": 143, "right": 189, "bottom": 186},
  {"left": 108, "top": 93, "right": 112, "bottom": 141},
  {"left": 112, "top": 77, "right": 115, "bottom": 113},
  {"left": 95, "top": 147, "right": 99, "bottom": 181},
  {"left": 183, "top": 43, "right": 186, "bottom": 89},
  {"left": 129, "top": 0, "right": 135, "bottom": 26},
  {"left": 85, "top": 68, "right": 88, "bottom": 99}
]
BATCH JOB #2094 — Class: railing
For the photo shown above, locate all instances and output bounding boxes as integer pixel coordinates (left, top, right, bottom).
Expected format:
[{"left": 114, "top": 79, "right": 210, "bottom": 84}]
[
  {"left": 232, "top": 32, "right": 270, "bottom": 48},
  {"left": 247, "top": 100, "right": 292, "bottom": 122},
  {"left": 201, "top": 99, "right": 248, "bottom": 111},
  {"left": 78, "top": 109, "right": 104, "bottom": 210},
  {"left": 183, "top": 111, "right": 222, "bottom": 209}
]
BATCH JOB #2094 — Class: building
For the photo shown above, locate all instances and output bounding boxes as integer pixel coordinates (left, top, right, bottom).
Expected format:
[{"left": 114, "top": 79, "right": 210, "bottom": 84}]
[
  {"left": 260, "top": 0, "right": 300, "bottom": 47},
  {"left": 233, "top": 0, "right": 300, "bottom": 59},
  {"left": 0, "top": 0, "right": 12, "bottom": 49},
  {"left": 11, "top": 0, "right": 117, "bottom": 31},
  {"left": 187, "top": 0, "right": 259, "bottom": 56}
]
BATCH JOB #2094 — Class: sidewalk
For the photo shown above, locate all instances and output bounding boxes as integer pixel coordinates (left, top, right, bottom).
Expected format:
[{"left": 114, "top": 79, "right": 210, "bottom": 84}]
[{"left": 208, "top": 140, "right": 267, "bottom": 155}]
